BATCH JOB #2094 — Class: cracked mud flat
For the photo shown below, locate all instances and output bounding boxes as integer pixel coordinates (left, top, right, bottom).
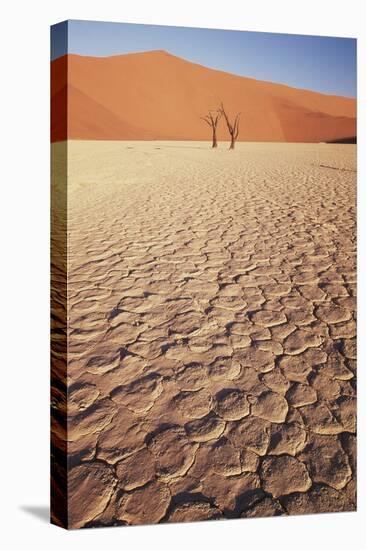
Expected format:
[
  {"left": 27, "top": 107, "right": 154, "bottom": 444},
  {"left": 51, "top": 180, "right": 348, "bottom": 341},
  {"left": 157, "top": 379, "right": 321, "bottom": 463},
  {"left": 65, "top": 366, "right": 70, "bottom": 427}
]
[{"left": 52, "top": 140, "right": 356, "bottom": 528}]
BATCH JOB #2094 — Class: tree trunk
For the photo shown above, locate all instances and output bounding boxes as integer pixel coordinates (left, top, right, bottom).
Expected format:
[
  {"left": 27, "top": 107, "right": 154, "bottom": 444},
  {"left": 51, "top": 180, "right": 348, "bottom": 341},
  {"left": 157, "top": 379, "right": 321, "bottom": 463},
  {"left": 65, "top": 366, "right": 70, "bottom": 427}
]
[
  {"left": 229, "top": 136, "right": 235, "bottom": 149},
  {"left": 212, "top": 131, "right": 218, "bottom": 148}
]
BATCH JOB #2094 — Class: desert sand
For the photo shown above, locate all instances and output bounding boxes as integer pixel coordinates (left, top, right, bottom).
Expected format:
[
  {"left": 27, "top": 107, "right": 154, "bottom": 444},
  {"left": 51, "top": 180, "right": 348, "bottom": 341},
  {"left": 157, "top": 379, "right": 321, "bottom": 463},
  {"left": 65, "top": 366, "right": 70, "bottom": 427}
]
[
  {"left": 51, "top": 140, "right": 356, "bottom": 527},
  {"left": 51, "top": 51, "right": 356, "bottom": 143}
]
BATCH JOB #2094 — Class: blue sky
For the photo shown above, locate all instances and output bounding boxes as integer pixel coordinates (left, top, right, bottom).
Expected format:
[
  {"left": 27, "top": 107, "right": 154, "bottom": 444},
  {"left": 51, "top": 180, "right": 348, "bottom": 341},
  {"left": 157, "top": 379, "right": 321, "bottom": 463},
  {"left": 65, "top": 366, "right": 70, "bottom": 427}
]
[{"left": 51, "top": 20, "right": 356, "bottom": 97}]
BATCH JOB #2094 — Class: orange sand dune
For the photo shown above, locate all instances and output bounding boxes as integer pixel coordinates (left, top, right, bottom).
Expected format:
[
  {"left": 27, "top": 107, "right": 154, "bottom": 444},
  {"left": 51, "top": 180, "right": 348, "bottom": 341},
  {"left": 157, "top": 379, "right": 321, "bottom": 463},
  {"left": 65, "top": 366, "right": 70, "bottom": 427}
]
[{"left": 51, "top": 50, "right": 356, "bottom": 143}]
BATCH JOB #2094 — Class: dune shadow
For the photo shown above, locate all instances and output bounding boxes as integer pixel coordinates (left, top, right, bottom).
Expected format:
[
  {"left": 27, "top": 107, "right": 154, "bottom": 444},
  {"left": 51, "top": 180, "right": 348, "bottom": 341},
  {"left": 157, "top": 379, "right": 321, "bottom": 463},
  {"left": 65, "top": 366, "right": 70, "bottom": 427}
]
[
  {"left": 20, "top": 505, "right": 49, "bottom": 523},
  {"left": 326, "top": 136, "right": 356, "bottom": 144}
]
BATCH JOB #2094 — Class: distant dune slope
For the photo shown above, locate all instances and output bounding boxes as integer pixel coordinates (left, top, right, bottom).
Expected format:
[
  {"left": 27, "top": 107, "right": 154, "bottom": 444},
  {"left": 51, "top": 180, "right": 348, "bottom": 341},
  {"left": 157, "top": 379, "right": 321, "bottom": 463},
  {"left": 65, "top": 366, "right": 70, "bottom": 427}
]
[{"left": 51, "top": 50, "right": 356, "bottom": 143}]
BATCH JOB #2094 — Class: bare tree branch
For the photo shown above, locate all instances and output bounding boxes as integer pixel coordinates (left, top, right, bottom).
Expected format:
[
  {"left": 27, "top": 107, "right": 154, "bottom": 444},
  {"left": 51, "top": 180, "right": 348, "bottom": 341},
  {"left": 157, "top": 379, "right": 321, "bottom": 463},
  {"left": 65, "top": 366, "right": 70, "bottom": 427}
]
[
  {"left": 200, "top": 109, "right": 222, "bottom": 148},
  {"left": 200, "top": 116, "right": 212, "bottom": 127},
  {"left": 219, "top": 103, "right": 240, "bottom": 149}
]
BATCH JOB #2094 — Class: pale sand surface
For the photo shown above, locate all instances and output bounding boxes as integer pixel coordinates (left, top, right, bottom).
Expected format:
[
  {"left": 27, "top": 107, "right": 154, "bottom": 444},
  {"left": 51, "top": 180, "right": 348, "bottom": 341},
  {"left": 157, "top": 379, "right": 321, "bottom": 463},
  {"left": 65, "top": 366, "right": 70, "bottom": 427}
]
[{"left": 54, "top": 141, "right": 356, "bottom": 527}]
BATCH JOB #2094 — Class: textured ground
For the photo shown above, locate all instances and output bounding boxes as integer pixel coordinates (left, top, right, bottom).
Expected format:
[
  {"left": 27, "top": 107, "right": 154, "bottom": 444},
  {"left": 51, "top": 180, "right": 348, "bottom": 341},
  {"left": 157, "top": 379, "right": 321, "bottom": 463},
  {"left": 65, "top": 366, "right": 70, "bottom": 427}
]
[{"left": 57, "top": 141, "right": 356, "bottom": 527}]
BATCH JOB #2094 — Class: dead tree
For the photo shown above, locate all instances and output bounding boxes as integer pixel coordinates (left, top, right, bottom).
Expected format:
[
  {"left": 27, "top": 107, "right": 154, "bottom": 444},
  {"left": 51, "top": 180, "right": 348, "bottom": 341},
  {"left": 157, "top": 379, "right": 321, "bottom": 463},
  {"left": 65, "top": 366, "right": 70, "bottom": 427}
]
[
  {"left": 220, "top": 102, "right": 240, "bottom": 149},
  {"left": 201, "top": 110, "right": 222, "bottom": 148}
]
